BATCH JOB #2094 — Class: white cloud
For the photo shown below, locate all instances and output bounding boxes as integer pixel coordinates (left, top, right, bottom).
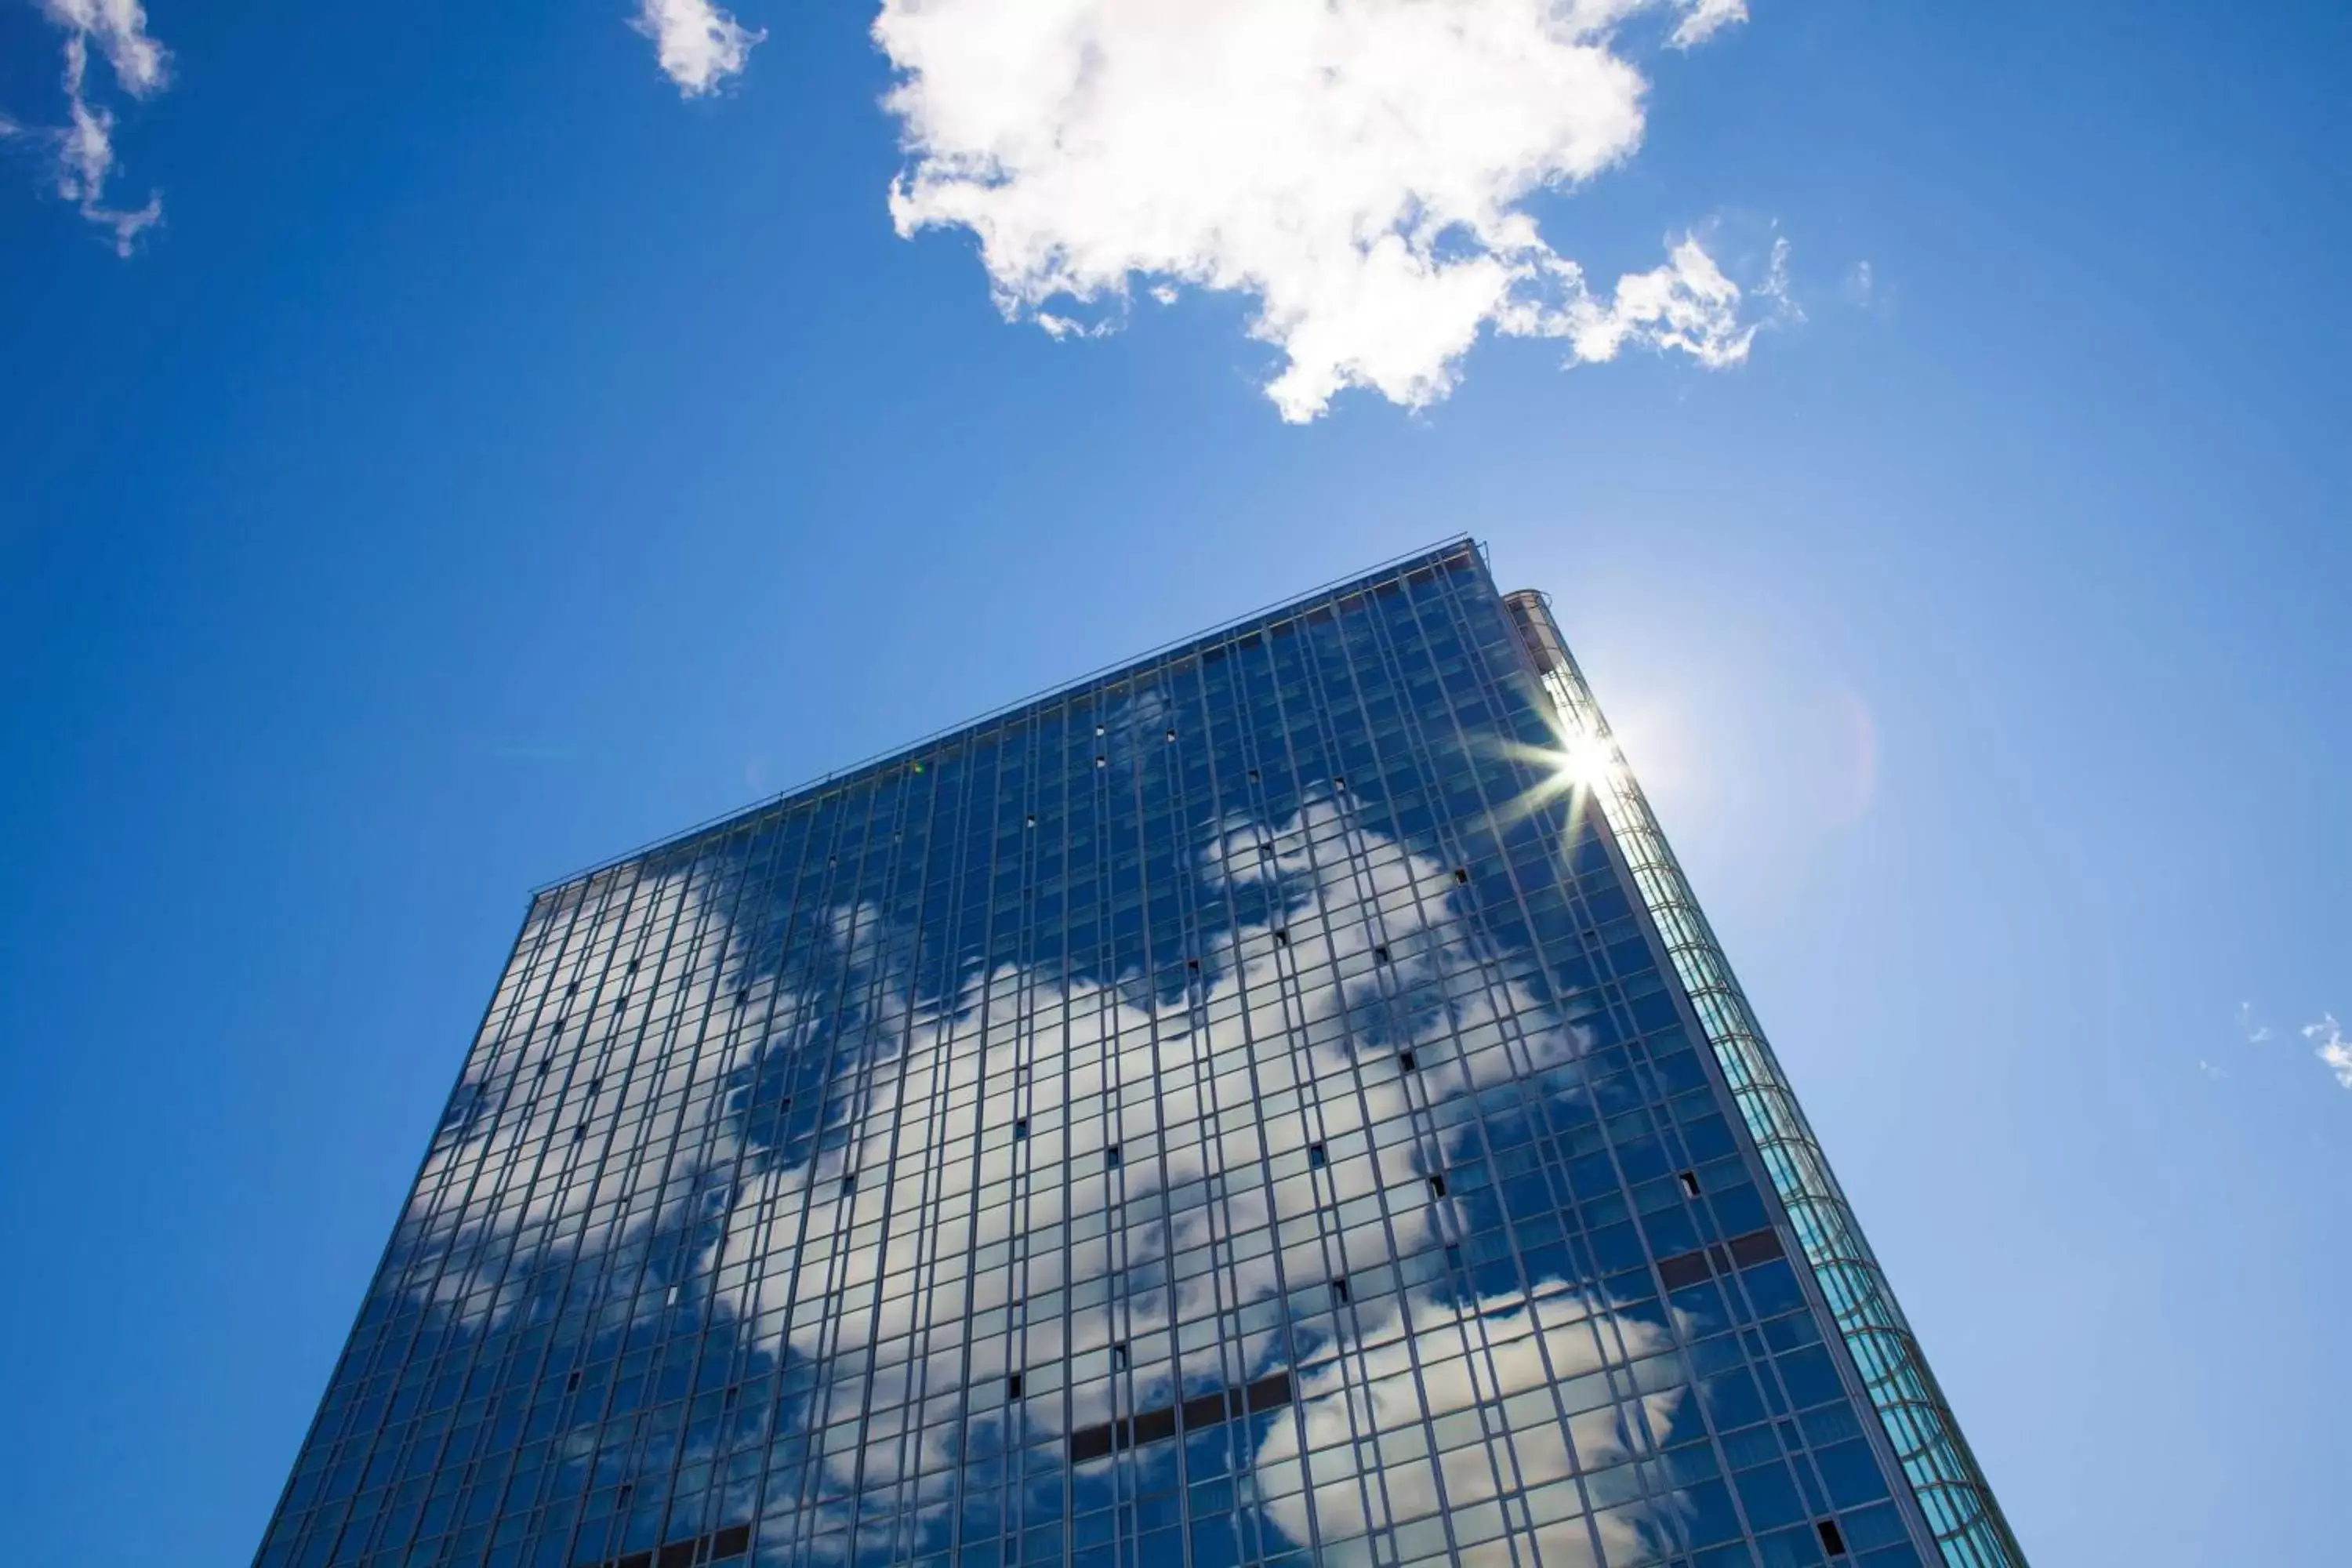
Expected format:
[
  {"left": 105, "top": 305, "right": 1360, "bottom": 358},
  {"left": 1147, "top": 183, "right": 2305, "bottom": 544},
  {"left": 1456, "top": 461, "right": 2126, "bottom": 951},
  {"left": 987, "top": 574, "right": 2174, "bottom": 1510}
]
[
  {"left": 43, "top": 0, "right": 169, "bottom": 95},
  {"left": 2237, "top": 1001, "right": 2274, "bottom": 1045},
  {"left": 633, "top": 0, "right": 764, "bottom": 96},
  {"left": 875, "top": 0, "right": 1780, "bottom": 421},
  {"left": 2304, "top": 1014, "right": 2352, "bottom": 1091},
  {"left": 8, "top": 0, "right": 168, "bottom": 252},
  {"left": 1554, "top": 235, "right": 1756, "bottom": 368},
  {"left": 1670, "top": 0, "right": 1747, "bottom": 48},
  {"left": 1844, "top": 259, "right": 1875, "bottom": 307}
]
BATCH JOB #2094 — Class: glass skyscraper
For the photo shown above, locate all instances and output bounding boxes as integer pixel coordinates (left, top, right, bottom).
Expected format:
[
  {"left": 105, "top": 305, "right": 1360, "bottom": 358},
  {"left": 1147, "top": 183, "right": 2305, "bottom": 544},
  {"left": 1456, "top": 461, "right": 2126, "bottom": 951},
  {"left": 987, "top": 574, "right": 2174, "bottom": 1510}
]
[{"left": 257, "top": 542, "right": 2024, "bottom": 1568}]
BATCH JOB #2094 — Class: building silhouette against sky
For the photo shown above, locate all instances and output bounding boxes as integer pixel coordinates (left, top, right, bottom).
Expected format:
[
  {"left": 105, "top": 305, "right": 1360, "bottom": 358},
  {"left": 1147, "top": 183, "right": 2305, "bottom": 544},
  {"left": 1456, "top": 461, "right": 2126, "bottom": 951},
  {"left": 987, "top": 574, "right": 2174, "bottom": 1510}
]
[{"left": 256, "top": 542, "right": 2024, "bottom": 1568}]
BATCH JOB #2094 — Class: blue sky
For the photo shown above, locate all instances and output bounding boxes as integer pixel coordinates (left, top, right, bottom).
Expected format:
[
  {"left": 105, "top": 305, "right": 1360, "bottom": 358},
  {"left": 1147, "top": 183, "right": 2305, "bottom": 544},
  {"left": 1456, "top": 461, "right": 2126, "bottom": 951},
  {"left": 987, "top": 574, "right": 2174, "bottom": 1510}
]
[{"left": 1, "top": 2, "right": 2347, "bottom": 1564}]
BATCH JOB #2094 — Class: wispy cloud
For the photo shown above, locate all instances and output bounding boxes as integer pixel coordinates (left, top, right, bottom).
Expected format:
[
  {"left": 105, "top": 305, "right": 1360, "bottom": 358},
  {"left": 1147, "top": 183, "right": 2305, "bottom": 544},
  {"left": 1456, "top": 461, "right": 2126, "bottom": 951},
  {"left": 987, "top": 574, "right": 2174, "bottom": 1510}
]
[
  {"left": 633, "top": 0, "right": 763, "bottom": 97},
  {"left": 7, "top": 0, "right": 169, "bottom": 252},
  {"left": 875, "top": 0, "right": 1780, "bottom": 421},
  {"left": 2236, "top": 1002, "right": 2350, "bottom": 1091},
  {"left": 2305, "top": 1014, "right": 2352, "bottom": 1091},
  {"left": 1670, "top": 0, "right": 1748, "bottom": 48},
  {"left": 1844, "top": 259, "right": 1876, "bottom": 307}
]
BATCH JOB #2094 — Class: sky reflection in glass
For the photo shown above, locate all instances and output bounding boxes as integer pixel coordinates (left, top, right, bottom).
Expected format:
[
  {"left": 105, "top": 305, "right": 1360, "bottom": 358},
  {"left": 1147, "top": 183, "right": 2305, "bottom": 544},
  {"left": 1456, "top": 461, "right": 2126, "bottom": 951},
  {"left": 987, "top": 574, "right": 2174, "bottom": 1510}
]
[{"left": 256, "top": 544, "right": 1950, "bottom": 1568}]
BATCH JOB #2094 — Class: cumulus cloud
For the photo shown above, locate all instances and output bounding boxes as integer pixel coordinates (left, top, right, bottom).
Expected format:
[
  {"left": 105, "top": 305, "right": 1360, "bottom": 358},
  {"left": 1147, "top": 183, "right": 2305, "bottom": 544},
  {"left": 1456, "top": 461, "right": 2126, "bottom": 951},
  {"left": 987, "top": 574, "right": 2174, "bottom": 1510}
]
[
  {"left": 633, "top": 0, "right": 764, "bottom": 96},
  {"left": 2305, "top": 1014, "right": 2352, "bottom": 1091},
  {"left": 6, "top": 0, "right": 168, "bottom": 252},
  {"left": 876, "top": 0, "right": 1779, "bottom": 421}
]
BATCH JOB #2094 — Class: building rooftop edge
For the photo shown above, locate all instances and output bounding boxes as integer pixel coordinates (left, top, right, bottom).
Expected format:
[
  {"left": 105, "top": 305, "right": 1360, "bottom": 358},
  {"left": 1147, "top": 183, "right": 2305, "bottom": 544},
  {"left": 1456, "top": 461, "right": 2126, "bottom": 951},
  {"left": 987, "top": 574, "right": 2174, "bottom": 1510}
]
[{"left": 531, "top": 534, "right": 1486, "bottom": 898}]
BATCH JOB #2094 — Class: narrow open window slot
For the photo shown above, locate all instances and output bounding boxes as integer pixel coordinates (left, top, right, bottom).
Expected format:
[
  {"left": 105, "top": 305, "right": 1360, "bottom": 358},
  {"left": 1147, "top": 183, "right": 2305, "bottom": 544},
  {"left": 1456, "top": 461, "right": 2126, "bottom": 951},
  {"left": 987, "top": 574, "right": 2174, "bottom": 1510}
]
[
  {"left": 1105, "top": 1145, "right": 1122, "bottom": 1168},
  {"left": 1398, "top": 1050, "right": 1417, "bottom": 1072},
  {"left": 1817, "top": 1520, "right": 1848, "bottom": 1558},
  {"left": 1428, "top": 1174, "right": 1448, "bottom": 1199},
  {"left": 1007, "top": 1374, "right": 1024, "bottom": 1399},
  {"left": 1308, "top": 1143, "right": 1327, "bottom": 1168},
  {"left": 1679, "top": 1169, "right": 1702, "bottom": 1199}
]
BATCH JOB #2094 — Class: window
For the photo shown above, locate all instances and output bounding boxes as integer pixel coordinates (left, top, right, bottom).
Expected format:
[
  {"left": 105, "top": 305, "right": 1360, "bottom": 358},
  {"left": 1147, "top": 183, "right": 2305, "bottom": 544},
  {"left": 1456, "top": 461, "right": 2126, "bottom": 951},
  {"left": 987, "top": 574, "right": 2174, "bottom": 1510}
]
[
  {"left": 1817, "top": 1520, "right": 1848, "bottom": 1558},
  {"left": 1308, "top": 1144, "right": 1327, "bottom": 1169},
  {"left": 1013, "top": 1118, "right": 1029, "bottom": 1140},
  {"left": 1454, "top": 868, "right": 1470, "bottom": 885},
  {"left": 1679, "top": 1170, "right": 1702, "bottom": 1199},
  {"left": 1105, "top": 1145, "right": 1122, "bottom": 1168},
  {"left": 1398, "top": 1051, "right": 1417, "bottom": 1072},
  {"left": 1374, "top": 946, "right": 1391, "bottom": 964},
  {"left": 1428, "top": 1174, "right": 1447, "bottom": 1199},
  {"left": 1112, "top": 1342, "right": 1130, "bottom": 1370},
  {"left": 1007, "top": 1374, "right": 1024, "bottom": 1399},
  {"left": 1331, "top": 1277, "right": 1350, "bottom": 1305}
]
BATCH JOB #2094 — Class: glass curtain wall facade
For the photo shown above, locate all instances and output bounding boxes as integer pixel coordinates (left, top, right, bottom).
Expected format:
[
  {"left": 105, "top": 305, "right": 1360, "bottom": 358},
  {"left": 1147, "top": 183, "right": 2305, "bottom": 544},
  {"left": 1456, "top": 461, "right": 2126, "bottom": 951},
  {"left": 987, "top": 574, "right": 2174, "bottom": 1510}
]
[{"left": 256, "top": 542, "right": 2020, "bottom": 1568}]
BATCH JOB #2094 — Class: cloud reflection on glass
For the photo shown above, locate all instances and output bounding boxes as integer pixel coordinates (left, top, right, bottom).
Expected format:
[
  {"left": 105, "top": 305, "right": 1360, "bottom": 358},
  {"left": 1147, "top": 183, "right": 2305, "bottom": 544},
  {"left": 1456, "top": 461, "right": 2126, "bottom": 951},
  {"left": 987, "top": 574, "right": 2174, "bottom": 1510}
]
[{"left": 259, "top": 550, "right": 1924, "bottom": 1568}]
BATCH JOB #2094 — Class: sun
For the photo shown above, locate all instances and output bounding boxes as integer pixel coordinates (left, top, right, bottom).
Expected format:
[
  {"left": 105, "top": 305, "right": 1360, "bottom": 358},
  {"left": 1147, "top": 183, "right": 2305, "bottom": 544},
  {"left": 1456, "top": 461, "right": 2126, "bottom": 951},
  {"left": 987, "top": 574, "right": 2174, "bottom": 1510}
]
[{"left": 1489, "top": 709, "right": 1621, "bottom": 833}]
